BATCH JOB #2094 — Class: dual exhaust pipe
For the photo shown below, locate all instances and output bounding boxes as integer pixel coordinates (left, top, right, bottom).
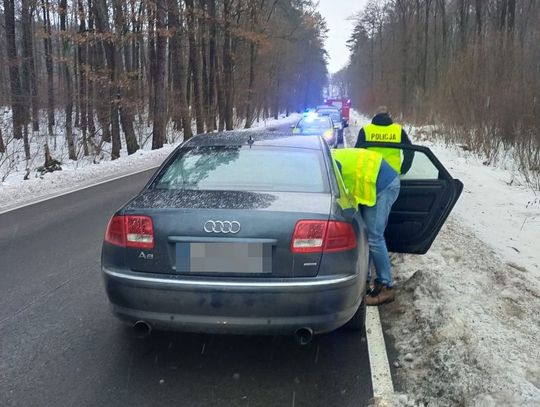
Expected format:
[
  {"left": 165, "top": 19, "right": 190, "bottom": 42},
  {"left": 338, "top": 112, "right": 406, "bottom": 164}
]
[{"left": 132, "top": 321, "right": 313, "bottom": 345}]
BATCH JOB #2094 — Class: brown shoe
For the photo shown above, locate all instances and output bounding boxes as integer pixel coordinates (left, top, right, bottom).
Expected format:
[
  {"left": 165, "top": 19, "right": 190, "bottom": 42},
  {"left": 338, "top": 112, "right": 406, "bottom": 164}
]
[
  {"left": 367, "top": 280, "right": 384, "bottom": 296},
  {"left": 365, "top": 286, "right": 395, "bottom": 306}
]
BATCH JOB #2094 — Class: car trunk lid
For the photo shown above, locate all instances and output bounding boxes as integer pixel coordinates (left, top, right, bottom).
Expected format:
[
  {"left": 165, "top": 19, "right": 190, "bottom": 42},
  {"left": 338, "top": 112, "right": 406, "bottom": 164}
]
[{"left": 123, "top": 189, "right": 332, "bottom": 277}]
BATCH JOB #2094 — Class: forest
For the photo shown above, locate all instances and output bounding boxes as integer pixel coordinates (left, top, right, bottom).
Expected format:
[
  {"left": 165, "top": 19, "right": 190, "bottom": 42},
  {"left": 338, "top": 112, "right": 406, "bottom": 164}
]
[
  {"left": 342, "top": 0, "right": 540, "bottom": 186},
  {"left": 0, "top": 0, "right": 327, "bottom": 176}
]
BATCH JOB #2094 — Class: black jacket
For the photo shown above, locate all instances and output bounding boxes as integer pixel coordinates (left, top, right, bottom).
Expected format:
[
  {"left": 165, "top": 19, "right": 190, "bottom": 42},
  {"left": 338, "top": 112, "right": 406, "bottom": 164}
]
[{"left": 354, "top": 113, "right": 413, "bottom": 174}]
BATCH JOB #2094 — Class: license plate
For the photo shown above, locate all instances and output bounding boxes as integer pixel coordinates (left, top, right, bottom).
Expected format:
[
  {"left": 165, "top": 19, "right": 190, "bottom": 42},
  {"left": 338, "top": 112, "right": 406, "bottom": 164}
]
[{"left": 176, "top": 242, "right": 272, "bottom": 273}]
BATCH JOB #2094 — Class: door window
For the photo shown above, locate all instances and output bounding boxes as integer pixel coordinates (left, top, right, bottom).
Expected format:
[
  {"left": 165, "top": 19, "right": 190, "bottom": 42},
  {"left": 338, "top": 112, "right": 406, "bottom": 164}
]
[{"left": 399, "top": 151, "right": 440, "bottom": 180}]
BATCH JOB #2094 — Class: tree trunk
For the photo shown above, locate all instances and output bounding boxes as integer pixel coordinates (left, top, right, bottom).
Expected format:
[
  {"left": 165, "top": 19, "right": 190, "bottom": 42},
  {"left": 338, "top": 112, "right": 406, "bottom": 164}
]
[
  {"left": 458, "top": 0, "right": 467, "bottom": 49},
  {"left": 199, "top": 0, "right": 211, "bottom": 130},
  {"left": 506, "top": 0, "right": 515, "bottom": 36},
  {"left": 438, "top": 0, "right": 447, "bottom": 58},
  {"left": 186, "top": 0, "right": 205, "bottom": 134},
  {"left": 422, "top": 0, "right": 432, "bottom": 90},
  {"left": 148, "top": 6, "right": 157, "bottom": 121},
  {"left": 113, "top": 0, "right": 140, "bottom": 155},
  {"left": 60, "top": 0, "right": 77, "bottom": 160},
  {"left": 215, "top": 52, "right": 226, "bottom": 131},
  {"left": 207, "top": 0, "right": 217, "bottom": 131},
  {"left": 93, "top": 0, "right": 122, "bottom": 158},
  {"left": 244, "top": 1, "right": 260, "bottom": 128},
  {"left": 86, "top": 0, "right": 96, "bottom": 143},
  {"left": 3, "top": 0, "right": 24, "bottom": 140},
  {"left": 78, "top": 0, "right": 89, "bottom": 156},
  {"left": 223, "top": 0, "right": 234, "bottom": 130},
  {"left": 21, "top": 0, "right": 39, "bottom": 132},
  {"left": 152, "top": 0, "right": 168, "bottom": 149},
  {"left": 41, "top": 0, "right": 55, "bottom": 141},
  {"left": 168, "top": 0, "right": 193, "bottom": 139},
  {"left": 0, "top": 127, "right": 5, "bottom": 153},
  {"left": 475, "top": 0, "right": 482, "bottom": 39},
  {"left": 396, "top": 0, "right": 409, "bottom": 114}
]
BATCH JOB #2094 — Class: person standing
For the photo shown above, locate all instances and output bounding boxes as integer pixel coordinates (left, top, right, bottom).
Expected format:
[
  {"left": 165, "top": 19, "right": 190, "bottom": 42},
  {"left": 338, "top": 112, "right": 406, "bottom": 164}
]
[
  {"left": 332, "top": 148, "right": 400, "bottom": 306},
  {"left": 355, "top": 106, "right": 413, "bottom": 175}
]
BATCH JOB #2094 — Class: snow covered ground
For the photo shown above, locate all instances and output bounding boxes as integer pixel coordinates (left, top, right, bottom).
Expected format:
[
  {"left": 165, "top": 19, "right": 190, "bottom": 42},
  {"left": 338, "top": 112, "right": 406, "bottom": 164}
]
[
  {"left": 0, "top": 113, "right": 299, "bottom": 212},
  {"left": 348, "top": 111, "right": 540, "bottom": 406}
]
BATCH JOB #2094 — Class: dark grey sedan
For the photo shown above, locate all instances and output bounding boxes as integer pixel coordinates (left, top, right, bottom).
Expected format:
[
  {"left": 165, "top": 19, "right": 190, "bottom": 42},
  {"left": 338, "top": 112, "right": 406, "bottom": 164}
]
[{"left": 101, "top": 132, "right": 462, "bottom": 342}]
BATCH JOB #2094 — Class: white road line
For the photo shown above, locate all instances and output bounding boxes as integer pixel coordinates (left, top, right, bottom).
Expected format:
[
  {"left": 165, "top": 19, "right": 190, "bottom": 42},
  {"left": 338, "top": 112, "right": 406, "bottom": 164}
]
[
  {"left": 366, "top": 306, "right": 395, "bottom": 406},
  {"left": 0, "top": 165, "right": 161, "bottom": 215}
]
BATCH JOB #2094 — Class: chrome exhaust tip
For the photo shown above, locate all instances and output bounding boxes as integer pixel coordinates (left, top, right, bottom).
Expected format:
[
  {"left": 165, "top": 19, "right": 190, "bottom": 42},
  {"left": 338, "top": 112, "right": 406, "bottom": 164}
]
[
  {"left": 294, "top": 327, "right": 313, "bottom": 345},
  {"left": 133, "top": 320, "right": 152, "bottom": 338}
]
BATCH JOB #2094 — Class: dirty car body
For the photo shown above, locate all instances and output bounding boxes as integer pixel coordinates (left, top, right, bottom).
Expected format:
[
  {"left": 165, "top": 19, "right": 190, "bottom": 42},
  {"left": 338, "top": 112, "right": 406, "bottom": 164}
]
[{"left": 101, "top": 132, "right": 369, "bottom": 336}]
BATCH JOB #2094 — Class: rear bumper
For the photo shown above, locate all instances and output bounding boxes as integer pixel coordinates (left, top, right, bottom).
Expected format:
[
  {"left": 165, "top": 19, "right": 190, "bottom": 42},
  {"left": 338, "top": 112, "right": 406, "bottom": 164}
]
[{"left": 102, "top": 268, "right": 364, "bottom": 335}]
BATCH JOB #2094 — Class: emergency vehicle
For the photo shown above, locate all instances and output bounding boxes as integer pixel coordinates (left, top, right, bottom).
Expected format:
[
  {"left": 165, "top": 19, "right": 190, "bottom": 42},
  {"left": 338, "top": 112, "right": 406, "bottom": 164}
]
[{"left": 324, "top": 98, "right": 351, "bottom": 126}]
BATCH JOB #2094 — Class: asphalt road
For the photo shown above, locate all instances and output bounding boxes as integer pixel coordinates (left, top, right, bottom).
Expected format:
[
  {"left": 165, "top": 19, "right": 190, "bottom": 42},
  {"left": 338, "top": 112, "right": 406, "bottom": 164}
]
[{"left": 0, "top": 136, "right": 374, "bottom": 407}]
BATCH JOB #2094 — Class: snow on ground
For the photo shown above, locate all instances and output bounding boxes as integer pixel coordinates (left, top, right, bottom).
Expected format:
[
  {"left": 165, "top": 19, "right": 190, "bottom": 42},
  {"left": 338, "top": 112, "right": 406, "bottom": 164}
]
[
  {"left": 348, "top": 111, "right": 540, "bottom": 406},
  {"left": 0, "top": 113, "right": 299, "bottom": 212}
]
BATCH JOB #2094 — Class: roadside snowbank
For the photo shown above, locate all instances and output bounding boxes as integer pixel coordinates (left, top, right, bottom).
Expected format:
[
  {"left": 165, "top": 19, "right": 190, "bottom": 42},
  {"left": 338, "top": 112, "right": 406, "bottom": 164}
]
[
  {"left": 0, "top": 114, "right": 298, "bottom": 212},
  {"left": 348, "top": 111, "right": 540, "bottom": 406},
  {"left": 387, "top": 220, "right": 540, "bottom": 406}
]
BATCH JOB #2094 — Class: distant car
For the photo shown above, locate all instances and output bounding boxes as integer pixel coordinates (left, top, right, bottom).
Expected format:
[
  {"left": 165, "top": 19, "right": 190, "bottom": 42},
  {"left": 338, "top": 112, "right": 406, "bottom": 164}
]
[
  {"left": 323, "top": 98, "right": 351, "bottom": 127},
  {"left": 291, "top": 115, "right": 338, "bottom": 147},
  {"left": 316, "top": 106, "right": 344, "bottom": 144},
  {"left": 101, "top": 132, "right": 463, "bottom": 343}
]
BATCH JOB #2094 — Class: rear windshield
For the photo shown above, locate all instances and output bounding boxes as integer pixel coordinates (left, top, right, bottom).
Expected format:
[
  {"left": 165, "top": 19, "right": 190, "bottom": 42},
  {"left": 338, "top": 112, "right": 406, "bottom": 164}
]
[
  {"left": 318, "top": 110, "right": 341, "bottom": 121},
  {"left": 153, "top": 146, "right": 329, "bottom": 193},
  {"left": 297, "top": 117, "right": 331, "bottom": 131}
]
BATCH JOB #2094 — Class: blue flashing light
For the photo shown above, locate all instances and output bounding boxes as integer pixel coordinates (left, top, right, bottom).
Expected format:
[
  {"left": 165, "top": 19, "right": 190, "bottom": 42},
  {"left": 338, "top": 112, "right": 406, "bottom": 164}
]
[{"left": 303, "top": 112, "right": 319, "bottom": 121}]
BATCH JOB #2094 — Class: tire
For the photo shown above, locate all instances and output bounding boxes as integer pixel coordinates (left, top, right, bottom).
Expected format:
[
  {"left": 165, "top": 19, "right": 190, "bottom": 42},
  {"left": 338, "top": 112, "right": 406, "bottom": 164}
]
[{"left": 344, "top": 300, "right": 366, "bottom": 331}]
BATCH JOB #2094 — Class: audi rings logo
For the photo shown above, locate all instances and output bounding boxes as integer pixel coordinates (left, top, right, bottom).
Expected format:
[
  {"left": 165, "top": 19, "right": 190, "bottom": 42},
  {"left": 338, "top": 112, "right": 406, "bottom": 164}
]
[{"left": 203, "top": 220, "right": 241, "bottom": 234}]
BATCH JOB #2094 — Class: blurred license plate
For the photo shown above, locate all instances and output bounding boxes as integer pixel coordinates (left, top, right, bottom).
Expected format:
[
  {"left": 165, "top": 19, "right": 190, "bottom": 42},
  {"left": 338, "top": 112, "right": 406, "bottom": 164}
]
[{"left": 176, "top": 243, "right": 272, "bottom": 273}]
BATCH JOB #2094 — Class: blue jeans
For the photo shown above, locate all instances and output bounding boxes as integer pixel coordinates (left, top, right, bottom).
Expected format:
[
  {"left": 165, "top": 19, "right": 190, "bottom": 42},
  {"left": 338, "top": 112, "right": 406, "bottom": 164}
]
[{"left": 361, "top": 176, "right": 400, "bottom": 288}]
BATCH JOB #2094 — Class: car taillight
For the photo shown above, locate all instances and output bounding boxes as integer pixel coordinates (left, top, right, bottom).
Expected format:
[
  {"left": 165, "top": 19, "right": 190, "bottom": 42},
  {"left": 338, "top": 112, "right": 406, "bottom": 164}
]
[
  {"left": 291, "top": 220, "right": 356, "bottom": 253},
  {"left": 291, "top": 220, "right": 326, "bottom": 253},
  {"left": 104, "top": 216, "right": 126, "bottom": 247},
  {"left": 324, "top": 221, "right": 356, "bottom": 252},
  {"left": 104, "top": 215, "right": 155, "bottom": 249}
]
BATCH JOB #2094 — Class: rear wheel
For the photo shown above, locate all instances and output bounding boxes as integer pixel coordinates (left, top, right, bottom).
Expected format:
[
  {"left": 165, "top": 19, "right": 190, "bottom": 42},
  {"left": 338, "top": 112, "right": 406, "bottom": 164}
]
[{"left": 344, "top": 300, "right": 366, "bottom": 331}]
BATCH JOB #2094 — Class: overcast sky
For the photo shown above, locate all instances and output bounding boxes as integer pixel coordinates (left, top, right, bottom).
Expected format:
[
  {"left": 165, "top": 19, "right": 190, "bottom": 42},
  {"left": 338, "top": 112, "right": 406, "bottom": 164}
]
[{"left": 318, "top": 0, "right": 368, "bottom": 74}]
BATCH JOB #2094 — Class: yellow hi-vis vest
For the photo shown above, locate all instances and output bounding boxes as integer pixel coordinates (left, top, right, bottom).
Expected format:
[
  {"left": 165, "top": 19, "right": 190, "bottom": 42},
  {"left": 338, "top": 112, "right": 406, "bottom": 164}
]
[
  {"left": 332, "top": 148, "right": 383, "bottom": 207},
  {"left": 363, "top": 123, "right": 402, "bottom": 174}
]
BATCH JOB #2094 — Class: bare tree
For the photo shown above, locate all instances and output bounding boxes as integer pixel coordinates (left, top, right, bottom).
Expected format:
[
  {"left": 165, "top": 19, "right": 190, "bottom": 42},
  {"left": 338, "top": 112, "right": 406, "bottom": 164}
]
[
  {"left": 152, "top": 0, "right": 168, "bottom": 149},
  {"left": 186, "top": 0, "right": 204, "bottom": 134},
  {"left": 3, "top": 0, "right": 24, "bottom": 141},
  {"left": 59, "top": 0, "right": 76, "bottom": 160}
]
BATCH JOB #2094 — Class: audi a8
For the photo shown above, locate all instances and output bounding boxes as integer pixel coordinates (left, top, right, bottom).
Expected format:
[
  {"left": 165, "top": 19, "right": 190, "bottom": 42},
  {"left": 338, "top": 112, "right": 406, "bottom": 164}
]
[{"left": 101, "top": 132, "right": 369, "bottom": 340}]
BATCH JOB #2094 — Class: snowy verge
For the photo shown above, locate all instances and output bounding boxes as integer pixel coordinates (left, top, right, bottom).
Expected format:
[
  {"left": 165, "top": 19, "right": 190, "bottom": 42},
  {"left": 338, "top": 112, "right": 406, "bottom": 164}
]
[
  {"left": 0, "top": 114, "right": 299, "bottom": 213},
  {"left": 348, "top": 110, "right": 539, "bottom": 278},
  {"left": 348, "top": 110, "right": 540, "bottom": 406},
  {"left": 386, "top": 220, "right": 540, "bottom": 406},
  {"left": 0, "top": 145, "right": 175, "bottom": 213}
]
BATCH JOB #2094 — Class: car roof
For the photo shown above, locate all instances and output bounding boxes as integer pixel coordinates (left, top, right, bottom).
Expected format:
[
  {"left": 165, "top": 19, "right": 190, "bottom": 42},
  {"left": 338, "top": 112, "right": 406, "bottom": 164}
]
[
  {"left": 317, "top": 106, "right": 340, "bottom": 111},
  {"left": 184, "top": 131, "right": 323, "bottom": 150},
  {"left": 299, "top": 115, "right": 331, "bottom": 122}
]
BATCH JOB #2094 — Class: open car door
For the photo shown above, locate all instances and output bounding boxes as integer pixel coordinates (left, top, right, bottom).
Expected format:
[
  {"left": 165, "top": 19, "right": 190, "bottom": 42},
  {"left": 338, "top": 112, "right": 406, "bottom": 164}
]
[{"left": 363, "top": 142, "right": 464, "bottom": 254}]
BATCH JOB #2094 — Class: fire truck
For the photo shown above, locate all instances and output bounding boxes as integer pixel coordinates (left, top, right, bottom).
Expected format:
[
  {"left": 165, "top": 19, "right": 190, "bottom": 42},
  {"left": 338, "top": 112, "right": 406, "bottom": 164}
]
[{"left": 323, "top": 98, "right": 351, "bottom": 126}]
